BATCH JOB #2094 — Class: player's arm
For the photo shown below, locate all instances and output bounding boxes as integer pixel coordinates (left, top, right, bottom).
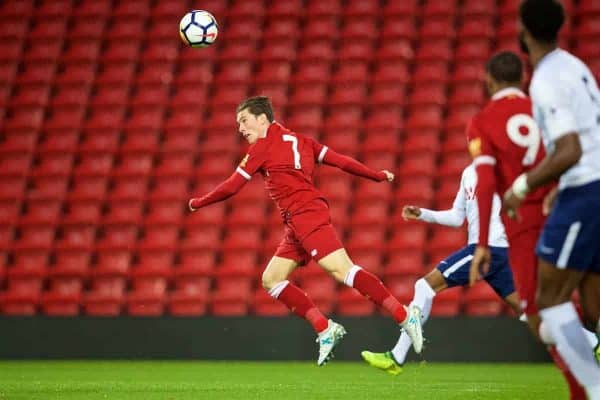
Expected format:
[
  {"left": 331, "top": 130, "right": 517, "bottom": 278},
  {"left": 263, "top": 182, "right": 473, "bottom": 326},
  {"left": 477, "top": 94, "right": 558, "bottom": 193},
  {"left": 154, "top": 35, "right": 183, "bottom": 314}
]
[
  {"left": 405, "top": 183, "right": 466, "bottom": 227},
  {"left": 311, "top": 139, "right": 390, "bottom": 182},
  {"left": 466, "top": 119, "right": 496, "bottom": 246},
  {"left": 506, "top": 81, "right": 581, "bottom": 203},
  {"left": 467, "top": 119, "right": 496, "bottom": 284},
  {"left": 189, "top": 170, "right": 248, "bottom": 211},
  {"left": 509, "top": 134, "right": 581, "bottom": 197},
  {"left": 189, "top": 144, "right": 265, "bottom": 211}
]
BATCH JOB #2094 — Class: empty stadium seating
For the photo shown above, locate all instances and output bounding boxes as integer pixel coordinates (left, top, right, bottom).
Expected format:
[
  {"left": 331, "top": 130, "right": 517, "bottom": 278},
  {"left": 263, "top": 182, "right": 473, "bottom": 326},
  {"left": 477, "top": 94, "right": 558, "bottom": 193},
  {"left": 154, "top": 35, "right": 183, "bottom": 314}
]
[{"left": 1, "top": 0, "right": 596, "bottom": 317}]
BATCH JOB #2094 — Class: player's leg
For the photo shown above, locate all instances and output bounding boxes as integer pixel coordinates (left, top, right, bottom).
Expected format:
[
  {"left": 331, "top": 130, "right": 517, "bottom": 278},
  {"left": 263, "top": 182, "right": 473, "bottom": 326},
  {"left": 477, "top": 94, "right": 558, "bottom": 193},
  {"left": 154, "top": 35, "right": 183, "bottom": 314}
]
[
  {"left": 317, "top": 247, "right": 412, "bottom": 324},
  {"left": 305, "top": 224, "right": 407, "bottom": 323},
  {"left": 263, "top": 253, "right": 346, "bottom": 366},
  {"left": 502, "top": 292, "right": 522, "bottom": 315},
  {"left": 537, "top": 259, "right": 600, "bottom": 397},
  {"left": 362, "top": 270, "right": 445, "bottom": 375},
  {"left": 362, "top": 246, "right": 477, "bottom": 374},
  {"left": 509, "top": 225, "right": 586, "bottom": 400},
  {"left": 579, "top": 272, "right": 600, "bottom": 363},
  {"left": 262, "top": 255, "right": 330, "bottom": 333},
  {"left": 307, "top": 224, "right": 423, "bottom": 353},
  {"left": 482, "top": 246, "right": 522, "bottom": 315}
]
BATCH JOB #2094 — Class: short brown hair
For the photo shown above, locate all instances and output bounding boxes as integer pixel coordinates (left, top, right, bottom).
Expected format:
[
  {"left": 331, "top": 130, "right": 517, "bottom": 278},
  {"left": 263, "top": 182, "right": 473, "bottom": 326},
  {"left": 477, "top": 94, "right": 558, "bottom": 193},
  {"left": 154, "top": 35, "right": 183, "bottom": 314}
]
[
  {"left": 236, "top": 96, "right": 274, "bottom": 122},
  {"left": 486, "top": 51, "right": 523, "bottom": 84}
]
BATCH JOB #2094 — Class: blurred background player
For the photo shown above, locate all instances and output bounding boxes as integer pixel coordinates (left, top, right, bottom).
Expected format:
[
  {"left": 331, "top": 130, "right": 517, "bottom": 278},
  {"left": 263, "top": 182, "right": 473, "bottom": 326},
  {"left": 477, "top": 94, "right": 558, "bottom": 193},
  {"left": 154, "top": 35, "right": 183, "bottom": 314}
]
[
  {"left": 189, "top": 96, "right": 423, "bottom": 366},
  {"left": 468, "top": 49, "right": 592, "bottom": 400},
  {"left": 361, "top": 162, "right": 520, "bottom": 375},
  {"left": 499, "top": 1, "right": 600, "bottom": 398}
]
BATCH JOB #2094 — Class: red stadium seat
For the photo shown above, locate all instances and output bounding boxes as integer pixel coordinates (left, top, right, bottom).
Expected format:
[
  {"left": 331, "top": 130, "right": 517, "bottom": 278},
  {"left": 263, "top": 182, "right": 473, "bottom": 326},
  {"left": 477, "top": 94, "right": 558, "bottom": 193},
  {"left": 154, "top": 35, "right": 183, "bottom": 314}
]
[
  {"left": 266, "top": 0, "right": 304, "bottom": 19},
  {"left": 462, "top": 0, "right": 497, "bottom": 18},
  {"left": 430, "top": 288, "right": 461, "bottom": 317},
  {"left": 369, "top": 84, "right": 407, "bottom": 107},
  {"left": 252, "top": 289, "right": 289, "bottom": 316},
  {"left": 388, "top": 225, "right": 428, "bottom": 252},
  {"left": 384, "top": 0, "right": 419, "bottom": 17},
  {"left": 350, "top": 201, "right": 390, "bottom": 227},
  {"left": 464, "top": 283, "right": 503, "bottom": 316},
  {"left": 1, "top": 279, "right": 41, "bottom": 316},
  {"left": 306, "top": 0, "right": 342, "bottom": 18},
  {"left": 459, "top": 19, "right": 496, "bottom": 40},
  {"left": 415, "top": 40, "right": 453, "bottom": 63},
  {"left": 127, "top": 278, "right": 167, "bottom": 316},
  {"left": 169, "top": 281, "right": 210, "bottom": 316},
  {"left": 40, "top": 278, "right": 82, "bottom": 316},
  {"left": 420, "top": 19, "right": 455, "bottom": 40},
  {"left": 385, "top": 250, "right": 426, "bottom": 279},
  {"left": 376, "top": 40, "right": 414, "bottom": 63},
  {"left": 264, "top": 19, "right": 300, "bottom": 41},
  {"left": 409, "top": 84, "right": 447, "bottom": 108},
  {"left": 428, "top": 227, "right": 467, "bottom": 255},
  {"left": 297, "top": 41, "right": 336, "bottom": 63},
  {"left": 337, "top": 287, "right": 375, "bottom": 316},
  {"left": 423, "top": 0, "right": 458, "bottom": 17},
  {"left": 337, "top": 41, "right": 375, "bottom": 63},
  {"left": 302, "top": 19, "right": 339, "bottom": 42},
  {"left": 37, "top": 130, "right": 80, "bottom": 155},
  {"left": 346, "top": 226, "right": 387, "bottom": 252},
  {"left": 211, "top": 285, "right": 252, "bottom": 316},
  {"left": 95, "top": 62, "right": 137, "bottom": 86},
  {"left": 455, "top": 40, "right": 492, "bottom": 62},
  {"left": 384, "top": 277, "right": 416, "bottom": 304},
  {"left": 413, "top": 63, "right": 450, "bottom": 85},
  {"left": 68, "top": 178, "right": 108, "bottom": 203},
  {"left": 83, "top": 278, "right": 126, "bottom": 316}
]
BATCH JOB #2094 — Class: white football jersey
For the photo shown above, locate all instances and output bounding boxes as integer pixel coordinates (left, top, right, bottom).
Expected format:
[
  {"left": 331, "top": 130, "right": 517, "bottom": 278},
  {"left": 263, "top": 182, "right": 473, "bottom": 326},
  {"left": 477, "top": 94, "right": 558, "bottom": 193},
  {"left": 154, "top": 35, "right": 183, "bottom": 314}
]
[
  {"left": 419, "top": 164, "right": 508, "bottom": 247},
  {"left": 529, "top": 49, "right": 600, "bottom": 190}
]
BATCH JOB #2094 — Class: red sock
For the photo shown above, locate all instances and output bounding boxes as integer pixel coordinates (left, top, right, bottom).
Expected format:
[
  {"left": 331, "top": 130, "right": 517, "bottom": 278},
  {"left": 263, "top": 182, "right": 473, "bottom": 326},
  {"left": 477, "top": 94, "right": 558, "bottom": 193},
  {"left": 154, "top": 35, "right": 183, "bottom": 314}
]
[
  {"left": 277, "top": 283, "right": 329, "bottom": 333},
  {"left": 352, "top": 268, "right": 407, "bottom": 324},
  {"left": 548, "top": 346, "right": 586, "bottom": 400}
]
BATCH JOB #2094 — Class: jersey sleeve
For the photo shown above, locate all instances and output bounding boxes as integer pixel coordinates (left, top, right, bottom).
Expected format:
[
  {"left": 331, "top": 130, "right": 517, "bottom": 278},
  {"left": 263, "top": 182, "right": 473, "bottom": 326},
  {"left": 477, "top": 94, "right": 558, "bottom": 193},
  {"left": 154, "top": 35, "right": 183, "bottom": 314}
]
[
  {"left": 531, "top": 79, "right": 578, "bottom": 141},
  {"left": 467, "top": 115, "right": 497, "bottom": 247},
  {"left": 466, "top": 116, "right": 497, "bottom": 168},
  {"left": 418, "top": 174, "right": 466, "bottom": 227},
  {"left": 305, "top": 135, "right": 329, "bottom": 164},
  {"left": 236, "top": 142, "right": 267, "bottom": 180}
]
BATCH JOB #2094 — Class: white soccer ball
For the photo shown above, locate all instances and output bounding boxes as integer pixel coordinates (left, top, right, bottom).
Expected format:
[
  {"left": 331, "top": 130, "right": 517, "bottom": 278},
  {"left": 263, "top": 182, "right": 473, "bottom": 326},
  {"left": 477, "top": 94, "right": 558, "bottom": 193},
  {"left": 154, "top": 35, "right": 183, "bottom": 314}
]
[{"left": 179, "top": 10, "right": 218, "bottom": 48}]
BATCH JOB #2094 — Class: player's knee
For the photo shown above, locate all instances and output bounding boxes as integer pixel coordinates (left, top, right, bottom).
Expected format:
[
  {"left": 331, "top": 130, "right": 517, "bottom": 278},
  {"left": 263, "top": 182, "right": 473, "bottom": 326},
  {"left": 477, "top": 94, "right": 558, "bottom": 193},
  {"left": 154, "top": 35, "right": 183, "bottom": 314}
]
[
  {"left": 323, "top": 263, "right": 352, "bottom": 283},
  {"left": 261, "top": 271, "right": 283, "bottom": 291}
]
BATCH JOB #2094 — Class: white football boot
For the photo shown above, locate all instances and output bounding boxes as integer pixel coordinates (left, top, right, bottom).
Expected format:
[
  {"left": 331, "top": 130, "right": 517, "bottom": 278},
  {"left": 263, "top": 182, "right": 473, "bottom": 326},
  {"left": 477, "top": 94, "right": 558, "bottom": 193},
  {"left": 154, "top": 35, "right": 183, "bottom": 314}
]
[
  {"left": 401, "top": 305, "right": 424, "bottom": 354},
  {"left": 316, "top": 319, "right": 347, "bottom": 366}
]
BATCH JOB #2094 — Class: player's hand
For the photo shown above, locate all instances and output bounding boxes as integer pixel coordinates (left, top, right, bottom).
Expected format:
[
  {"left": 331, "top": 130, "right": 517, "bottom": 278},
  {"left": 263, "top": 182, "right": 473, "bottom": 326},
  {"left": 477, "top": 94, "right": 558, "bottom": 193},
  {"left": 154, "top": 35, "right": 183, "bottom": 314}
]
[
  {"left": 402, "top": 205, "right": 421, "bottom": 220},
  {"left": 188, "top": 199, "right": 198, "bottom": 212},
  {"left": 381, "top": 170, "right": 394, "bottom": 182},
  {"left": 469, "top": 246, "right": 491, "bottom": 286},
  {"left": 542, "top": 187, "right": 558, "bottom": 216},
  {"left": 502, "top": 189, "right": 523, "bottom": 221}
]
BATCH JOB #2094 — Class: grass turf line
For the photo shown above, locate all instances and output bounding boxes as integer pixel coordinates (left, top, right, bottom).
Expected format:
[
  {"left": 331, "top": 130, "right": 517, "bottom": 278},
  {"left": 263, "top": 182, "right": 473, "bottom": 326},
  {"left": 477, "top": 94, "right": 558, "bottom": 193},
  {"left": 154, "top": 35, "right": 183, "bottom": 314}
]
[{"left": 0, "top": 361, "right": 565, "bottom": 400}]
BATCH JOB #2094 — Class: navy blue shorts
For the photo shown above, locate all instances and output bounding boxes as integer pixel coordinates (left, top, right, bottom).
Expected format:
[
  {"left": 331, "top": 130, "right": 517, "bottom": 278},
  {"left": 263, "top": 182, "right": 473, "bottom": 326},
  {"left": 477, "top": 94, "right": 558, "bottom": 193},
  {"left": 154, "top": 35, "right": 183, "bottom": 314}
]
[
  {"left": 436, "top": 244, "right": 516, "bottom": 298},
  {"left": 536, "top": 180, "right": 600, "bottom": 272}
]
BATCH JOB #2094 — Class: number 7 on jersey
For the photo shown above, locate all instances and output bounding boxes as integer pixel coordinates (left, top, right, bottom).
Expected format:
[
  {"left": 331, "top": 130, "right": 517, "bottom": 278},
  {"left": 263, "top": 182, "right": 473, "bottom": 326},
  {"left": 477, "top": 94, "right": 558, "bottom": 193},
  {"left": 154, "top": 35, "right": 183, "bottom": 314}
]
[{"left": 283, "top": 134, "right": 301, "bottom": 169}]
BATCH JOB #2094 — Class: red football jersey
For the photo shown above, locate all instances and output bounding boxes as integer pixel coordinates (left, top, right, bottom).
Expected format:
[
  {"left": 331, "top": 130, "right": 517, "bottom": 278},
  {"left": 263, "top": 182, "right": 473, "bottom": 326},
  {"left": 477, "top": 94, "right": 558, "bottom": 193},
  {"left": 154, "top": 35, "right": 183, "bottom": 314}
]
[
  {"left": 237, "top": 122, "right": 328, "bottom": 214},
  {"left": 467, "top": 88, "right": 549, "bottom": 206}
]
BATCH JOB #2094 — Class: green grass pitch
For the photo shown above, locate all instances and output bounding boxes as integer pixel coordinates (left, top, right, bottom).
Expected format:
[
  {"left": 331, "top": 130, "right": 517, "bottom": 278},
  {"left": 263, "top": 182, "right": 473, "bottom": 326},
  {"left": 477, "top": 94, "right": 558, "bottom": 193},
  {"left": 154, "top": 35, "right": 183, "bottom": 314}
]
[{"left": 0, "top": 361, "right": 565, "bottom": 400}]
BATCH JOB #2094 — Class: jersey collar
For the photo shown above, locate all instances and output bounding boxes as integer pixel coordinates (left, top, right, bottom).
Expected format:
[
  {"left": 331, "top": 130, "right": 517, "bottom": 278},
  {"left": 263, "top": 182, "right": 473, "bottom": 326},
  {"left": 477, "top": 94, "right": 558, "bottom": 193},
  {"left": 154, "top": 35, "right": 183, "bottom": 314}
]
[{"left": 491, "top": 87, "right": 526, "bottom": 101}]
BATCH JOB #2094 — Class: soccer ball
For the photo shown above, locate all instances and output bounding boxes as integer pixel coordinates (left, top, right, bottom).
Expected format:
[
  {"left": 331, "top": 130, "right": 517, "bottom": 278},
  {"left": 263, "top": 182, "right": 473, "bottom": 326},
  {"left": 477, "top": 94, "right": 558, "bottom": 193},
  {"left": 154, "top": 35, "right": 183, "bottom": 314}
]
[{"left": 179, "top": 10, "right": 218, "bottom": 48}]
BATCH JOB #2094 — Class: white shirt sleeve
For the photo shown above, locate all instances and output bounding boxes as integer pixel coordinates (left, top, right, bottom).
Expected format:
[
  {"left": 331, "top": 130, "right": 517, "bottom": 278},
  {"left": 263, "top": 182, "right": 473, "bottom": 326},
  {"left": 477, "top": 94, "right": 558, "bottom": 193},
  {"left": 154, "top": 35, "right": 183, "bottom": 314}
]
[
  {"left": 532, "top": 78, "right": 578, "bottom": 141},
  {"left": 418, "top": 178, "right": 466, "bottom": 227}
]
